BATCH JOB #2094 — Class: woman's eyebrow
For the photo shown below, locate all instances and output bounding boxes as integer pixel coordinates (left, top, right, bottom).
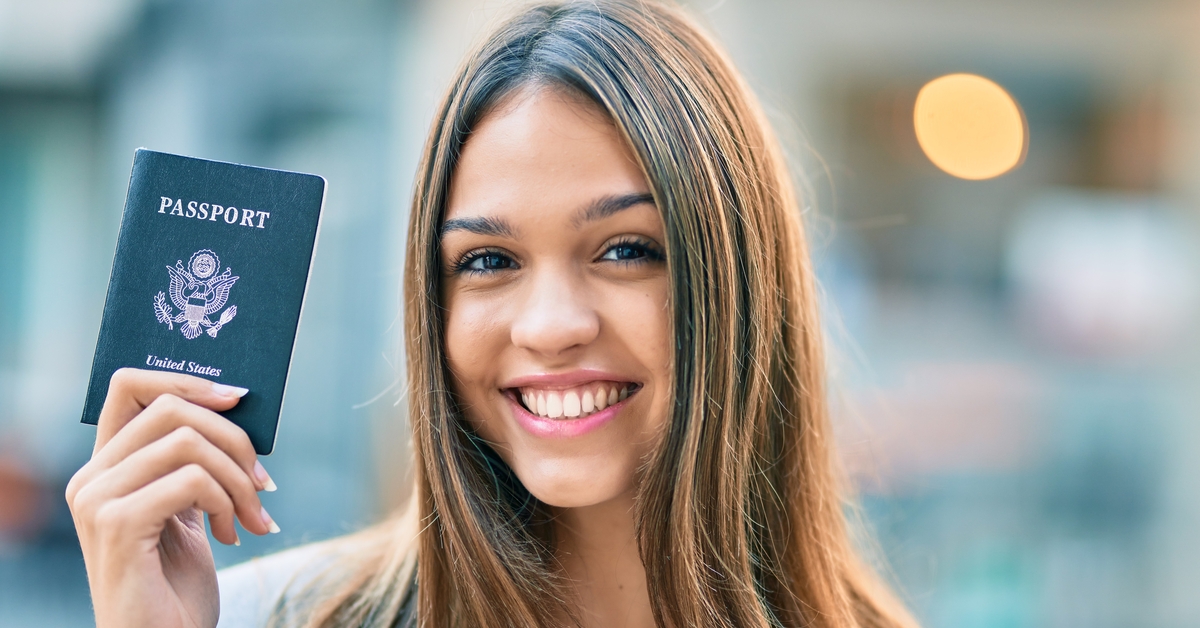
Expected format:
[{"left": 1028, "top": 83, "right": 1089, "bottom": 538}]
[
  {"left": 574, "top": 192, "right": 655, "bottom": 227},
  {"left": 440, "top": 216, "right": 516, "bottom": 238}
]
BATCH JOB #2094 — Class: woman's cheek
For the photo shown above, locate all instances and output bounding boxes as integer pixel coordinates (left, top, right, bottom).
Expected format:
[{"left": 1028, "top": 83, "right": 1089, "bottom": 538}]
[
  {"left": 446, "top": 295, "right": 511, "bottom": 441},
  {"left": 444, "top": 291, "right": 511, "bottom": 409},
  {"left": 610, "top": 280, "right": 672, "bottom": 426}
]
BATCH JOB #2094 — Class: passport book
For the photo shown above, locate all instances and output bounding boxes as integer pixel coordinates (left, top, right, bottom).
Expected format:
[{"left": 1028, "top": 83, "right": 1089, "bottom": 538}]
[{"left": 81, "top": 149, "right": 325, "bottom": 455}]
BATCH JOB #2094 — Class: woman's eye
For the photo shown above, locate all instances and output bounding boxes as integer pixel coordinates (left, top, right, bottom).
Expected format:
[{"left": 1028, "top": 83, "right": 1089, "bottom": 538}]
[
  {"left": 456, "top": 250, "right": 515, "bottom": 274},
  {"left": 600, "top": 239, "right": 664, "bottom": 263}
]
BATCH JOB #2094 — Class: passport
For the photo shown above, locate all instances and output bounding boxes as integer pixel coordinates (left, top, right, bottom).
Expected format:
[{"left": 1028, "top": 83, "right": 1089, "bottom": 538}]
[{"left": 81, "top": 149, "right": 325, "bottom": 454}]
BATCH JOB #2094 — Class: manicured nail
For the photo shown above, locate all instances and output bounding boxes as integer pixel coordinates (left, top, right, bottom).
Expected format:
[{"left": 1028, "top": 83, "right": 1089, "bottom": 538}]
[
  {"left": 212, "top": 383, "right": 249, "bottom": 398},
  {"left": 261, "top": 506, "right": 280, "bottom": 534},
  {"left": 233, "top": 532, "right": 241, "bottom": 547},
  {"left": 254, "top": 460, "right": 277, "bottom": 492}
]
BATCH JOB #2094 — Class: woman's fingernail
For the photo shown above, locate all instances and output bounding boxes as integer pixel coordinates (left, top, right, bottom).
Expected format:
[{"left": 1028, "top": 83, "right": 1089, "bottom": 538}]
[
  {"left": 261, "top": 506, "right": 280, "bottom": 534},
  {"left": 233, "top": 531, "right": 241, "bottom": 546},
  {"left": 254, "top": 461, "right": 277, "bottom": 492},
  {"left": 212, "top": 383, "right": 249, "bottom": 398}
]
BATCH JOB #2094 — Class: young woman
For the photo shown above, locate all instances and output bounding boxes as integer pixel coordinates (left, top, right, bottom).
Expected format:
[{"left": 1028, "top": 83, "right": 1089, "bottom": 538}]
[{"left": 67, "top": 1, "right": 919, "bottom": 627}]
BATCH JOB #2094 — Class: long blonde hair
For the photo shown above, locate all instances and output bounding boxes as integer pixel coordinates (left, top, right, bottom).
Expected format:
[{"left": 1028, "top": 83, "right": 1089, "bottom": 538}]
[{"left": 280, "top": 1, "right": 918, "bottom": 626}]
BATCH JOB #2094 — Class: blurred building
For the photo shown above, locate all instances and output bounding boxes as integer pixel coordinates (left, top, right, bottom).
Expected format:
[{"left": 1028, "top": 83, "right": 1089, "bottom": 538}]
[
  {"left": 3, "top": 0, "right": 1200, "bottom": 626},
  {"left": 0, "top": 0, "right": 406, "bottom": 624}
]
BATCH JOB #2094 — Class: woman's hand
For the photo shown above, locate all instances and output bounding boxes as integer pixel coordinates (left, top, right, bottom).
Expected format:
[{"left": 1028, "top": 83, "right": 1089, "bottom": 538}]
[{"left": 66, "top": 368, "right": 278, "bottom": 628}]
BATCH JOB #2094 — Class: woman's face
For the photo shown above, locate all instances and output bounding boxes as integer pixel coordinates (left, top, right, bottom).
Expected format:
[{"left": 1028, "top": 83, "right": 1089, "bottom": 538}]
[{"left": 441, "top": 86, "right": 671, "bottom": 509}]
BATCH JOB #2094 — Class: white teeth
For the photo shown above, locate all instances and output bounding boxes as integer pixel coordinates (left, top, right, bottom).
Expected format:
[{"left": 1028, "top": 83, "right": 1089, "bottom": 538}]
[
  {"left": 518, "top": 383, "right": 635, "bottom": 419},
  {"left": 546, "top": 391, "right": 564, "bottom": 418},
  {"left": 563, "top": 391, "right": 581, "bottom": 417}
]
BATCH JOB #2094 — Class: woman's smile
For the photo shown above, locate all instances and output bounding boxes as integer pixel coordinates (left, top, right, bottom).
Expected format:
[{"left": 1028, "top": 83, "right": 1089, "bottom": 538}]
[
  {"left": 498, "top": 369, "right": 643, "bottom": 438},
  {"left": 504, "top": 370, "right": 641, "bottom": 416},
  {"left": 513, "top": 382, "right": 638, "bottom": 420}
]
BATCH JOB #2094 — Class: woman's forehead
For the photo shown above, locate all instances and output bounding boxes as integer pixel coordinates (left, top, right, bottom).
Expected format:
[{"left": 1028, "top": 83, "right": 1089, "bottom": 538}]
[{"left": 444, "top": 87, "right": 650, "bottom": 225}]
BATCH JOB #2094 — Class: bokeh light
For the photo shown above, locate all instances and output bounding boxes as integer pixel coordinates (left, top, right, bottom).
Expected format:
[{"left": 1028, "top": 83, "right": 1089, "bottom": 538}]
[{"left": 914, "top": 73, "right": 1026, "bottom": 180}]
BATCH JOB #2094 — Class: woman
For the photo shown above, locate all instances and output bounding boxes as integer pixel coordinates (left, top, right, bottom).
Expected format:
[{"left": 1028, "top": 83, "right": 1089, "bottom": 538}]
[{"left": 67, "top": 1, "right": 919, "bottom": 627}]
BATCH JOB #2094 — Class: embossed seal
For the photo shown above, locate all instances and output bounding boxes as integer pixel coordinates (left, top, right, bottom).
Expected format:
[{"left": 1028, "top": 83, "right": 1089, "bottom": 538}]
[{"left": 153, "top": 249, "right": 239, "bottom": 339}]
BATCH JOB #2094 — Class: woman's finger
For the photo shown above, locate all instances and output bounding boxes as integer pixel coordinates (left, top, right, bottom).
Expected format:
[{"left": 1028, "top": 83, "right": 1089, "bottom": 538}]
[
  {"left": 95, "top": 368, "right": 248, "bottom": 452},
  {"left": 95, "top": 464, "right": 240, "bottom": 547},
  {"left": 75, "top": 426, "right": 272, "bottom": 537},
  {"left": 82, "top": 391, "right": 268, "bottom": 494}
]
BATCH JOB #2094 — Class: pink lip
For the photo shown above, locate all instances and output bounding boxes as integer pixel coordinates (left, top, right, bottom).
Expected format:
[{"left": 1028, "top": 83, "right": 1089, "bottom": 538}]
[
  {"left": 502, "top": 369, "right": 638, "bottom": 390},
  {"left": 505, "top": 389, "right": 632, "bottom": 439}
]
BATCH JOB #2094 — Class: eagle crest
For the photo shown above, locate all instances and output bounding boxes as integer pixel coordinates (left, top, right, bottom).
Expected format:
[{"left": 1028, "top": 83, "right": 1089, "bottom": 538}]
[{"left": 154, "top": 249, "right": 239, "bottom": 339}]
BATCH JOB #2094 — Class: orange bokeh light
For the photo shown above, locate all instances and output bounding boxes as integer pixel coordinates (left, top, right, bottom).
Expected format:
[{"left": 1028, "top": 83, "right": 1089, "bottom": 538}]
[{"left": 914, "top": 73, "right": 1026, "bottom": 180}]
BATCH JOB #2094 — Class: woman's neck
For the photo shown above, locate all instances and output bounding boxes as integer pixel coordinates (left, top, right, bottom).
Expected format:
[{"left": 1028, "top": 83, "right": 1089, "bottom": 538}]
[{"left": 553, "top": 491, "right": 655, "bottom": 628}]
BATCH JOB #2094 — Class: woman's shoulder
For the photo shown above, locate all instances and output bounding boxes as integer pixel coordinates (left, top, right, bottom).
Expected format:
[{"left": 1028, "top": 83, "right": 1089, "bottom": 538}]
[{"left": 216, "top": 541, "right": 339, "bottom": 628}]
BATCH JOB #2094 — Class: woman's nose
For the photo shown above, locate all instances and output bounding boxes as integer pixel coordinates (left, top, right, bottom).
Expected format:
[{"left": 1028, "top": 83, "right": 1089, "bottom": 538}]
[{"left": 510, "top": 268, "right": 600, "bottom": 357}]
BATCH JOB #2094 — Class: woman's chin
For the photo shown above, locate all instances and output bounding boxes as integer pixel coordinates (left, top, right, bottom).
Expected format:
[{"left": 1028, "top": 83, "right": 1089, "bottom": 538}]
[{"left": 518, "top": 467, "right": 631, "bottom": 509}]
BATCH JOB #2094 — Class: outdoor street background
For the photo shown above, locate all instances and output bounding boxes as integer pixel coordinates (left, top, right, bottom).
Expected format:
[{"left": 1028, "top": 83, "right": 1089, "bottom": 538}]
[{"left": 3, "top": 1, "right": 1200, "bottom": 626}]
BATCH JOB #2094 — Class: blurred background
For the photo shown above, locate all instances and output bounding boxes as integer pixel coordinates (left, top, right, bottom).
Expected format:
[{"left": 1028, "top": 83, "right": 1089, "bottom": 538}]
[{"left": 2, "top": 0, "right": 1199, "bottom": 626}]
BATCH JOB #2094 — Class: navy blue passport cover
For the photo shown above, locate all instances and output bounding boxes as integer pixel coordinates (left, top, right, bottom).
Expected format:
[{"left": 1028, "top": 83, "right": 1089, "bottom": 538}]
[{"left": 81, "top": 149, "right": 325, "bottom": 455}]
